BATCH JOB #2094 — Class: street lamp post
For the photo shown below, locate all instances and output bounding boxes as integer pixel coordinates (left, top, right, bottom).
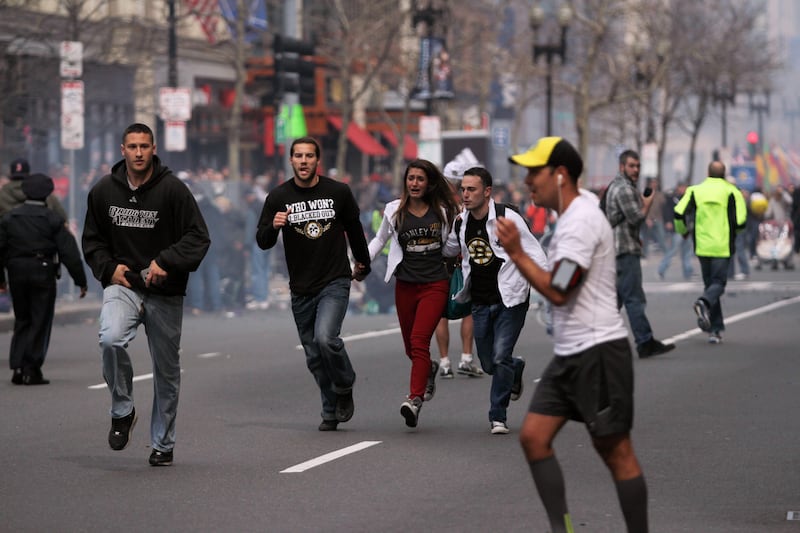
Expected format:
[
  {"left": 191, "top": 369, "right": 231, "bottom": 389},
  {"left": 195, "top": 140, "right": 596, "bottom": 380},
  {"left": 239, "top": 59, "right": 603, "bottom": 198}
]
[
  {"left": 748, "top": 90, "right": 770, "bottom": 154},
  {"left": 713, "top": 80, "right": 736, "bottom": 149},
  {"left": 529, "top": 3, "right": 572, "bottom": 136},
  {"left": 412, "top": 0, "right": 446, "bottom": 116}
]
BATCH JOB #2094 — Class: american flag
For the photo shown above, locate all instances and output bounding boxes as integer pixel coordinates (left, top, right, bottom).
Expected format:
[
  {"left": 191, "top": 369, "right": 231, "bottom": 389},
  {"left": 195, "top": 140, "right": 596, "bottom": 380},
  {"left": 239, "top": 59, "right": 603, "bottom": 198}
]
[{"left": 184, "top": 0, "right": 219, "bottom": 44}]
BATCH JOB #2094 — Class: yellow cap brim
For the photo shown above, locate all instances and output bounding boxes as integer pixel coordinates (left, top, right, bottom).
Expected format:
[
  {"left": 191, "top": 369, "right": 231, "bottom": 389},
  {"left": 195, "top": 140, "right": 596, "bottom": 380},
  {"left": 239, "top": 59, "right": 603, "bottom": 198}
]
[{"left": 509, "top": 136, "right": 562, "bottom": 168}]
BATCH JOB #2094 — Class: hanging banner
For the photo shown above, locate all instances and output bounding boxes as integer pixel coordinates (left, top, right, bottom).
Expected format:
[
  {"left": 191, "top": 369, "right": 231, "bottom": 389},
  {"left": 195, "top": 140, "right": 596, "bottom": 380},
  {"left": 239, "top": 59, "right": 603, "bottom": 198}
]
[{"left": 411, "top": 37, "right": 454, "bottom": 101}]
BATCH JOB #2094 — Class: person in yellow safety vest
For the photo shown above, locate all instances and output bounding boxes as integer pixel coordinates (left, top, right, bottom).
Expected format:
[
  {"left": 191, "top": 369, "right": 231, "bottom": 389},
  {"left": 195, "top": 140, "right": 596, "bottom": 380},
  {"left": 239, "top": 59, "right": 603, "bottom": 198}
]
[{"left": 674, "top": 160, "right": 747, "bottom": 344}]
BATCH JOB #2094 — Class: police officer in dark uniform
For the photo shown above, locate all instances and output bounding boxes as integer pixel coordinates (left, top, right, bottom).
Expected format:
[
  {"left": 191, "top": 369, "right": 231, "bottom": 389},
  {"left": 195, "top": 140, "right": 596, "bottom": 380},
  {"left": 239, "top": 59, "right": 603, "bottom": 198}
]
[{"left": 0, "top": 173, "right": 88, "bottom": 385}]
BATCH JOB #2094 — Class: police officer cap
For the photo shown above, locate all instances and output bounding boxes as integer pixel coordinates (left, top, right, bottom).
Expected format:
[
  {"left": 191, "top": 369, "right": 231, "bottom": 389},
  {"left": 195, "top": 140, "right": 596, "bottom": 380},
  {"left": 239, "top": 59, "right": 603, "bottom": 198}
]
[
  {"left": 22, "top": 173, "right": 55, "bottom": 201},
  {"left": 9, "top": 158, "right": 30, "bottom": 178}
]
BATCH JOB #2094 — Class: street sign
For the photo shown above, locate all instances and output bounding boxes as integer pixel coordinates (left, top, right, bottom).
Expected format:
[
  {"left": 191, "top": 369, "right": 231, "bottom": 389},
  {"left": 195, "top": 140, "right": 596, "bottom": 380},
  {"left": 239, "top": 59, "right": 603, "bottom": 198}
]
[
  {"left": 642, "top": 142, "right": 658, "bottom": 178},
  {"left": 165, "top": 121, "right": 187, "bottom": 152},
  {"left": 419, "top": 115, "right": 441, "bottom": 142},
  {"left": 60, "top": 41, "right": 83, "bottom": 78},
  {"left": 492, "top": 126, "right": 509, "bottom": 148},
  {"left": 159, "top": 87, "right": 192, "bottom": 121},
  {"left": 61, "top": 80, "right": 84, "bottom": 150}
]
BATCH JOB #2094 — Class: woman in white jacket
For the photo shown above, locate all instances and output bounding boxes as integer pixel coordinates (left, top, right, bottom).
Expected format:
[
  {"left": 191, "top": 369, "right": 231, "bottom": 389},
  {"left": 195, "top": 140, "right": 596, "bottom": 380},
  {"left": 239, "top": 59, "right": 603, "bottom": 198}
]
[{"left": 368, "top": 159, "right": 459, "bottom": 428}]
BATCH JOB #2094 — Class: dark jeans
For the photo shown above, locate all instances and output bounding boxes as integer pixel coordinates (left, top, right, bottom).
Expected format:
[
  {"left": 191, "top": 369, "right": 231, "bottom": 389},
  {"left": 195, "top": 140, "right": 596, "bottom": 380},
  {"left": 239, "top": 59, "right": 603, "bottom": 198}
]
[
  {"left": 472, "top": 301, "right": 528, "bottom": 423},
  {"left": 291, "top": 277, "right": 356, "bottom": 421},
  {"left": 699, "top": 257, "right": 729, "bottom": 333},
  {"left": 616, "top": 253, "right": 653, "bottom": 348}
]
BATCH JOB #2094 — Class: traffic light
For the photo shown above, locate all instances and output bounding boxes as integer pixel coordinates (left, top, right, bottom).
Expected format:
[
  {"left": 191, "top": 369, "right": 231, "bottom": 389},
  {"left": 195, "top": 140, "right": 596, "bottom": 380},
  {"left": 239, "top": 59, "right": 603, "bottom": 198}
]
[
  {"left": 746, "top": 130, "right": 759, "bottom": 159},
  {"left": 273, "top": 34, "right": 316, "bottom": 107}
]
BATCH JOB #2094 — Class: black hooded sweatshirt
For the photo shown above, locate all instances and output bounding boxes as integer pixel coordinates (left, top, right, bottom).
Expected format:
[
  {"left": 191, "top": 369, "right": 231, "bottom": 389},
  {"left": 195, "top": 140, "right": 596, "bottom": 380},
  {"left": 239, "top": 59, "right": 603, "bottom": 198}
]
[{"left": 82, "top": 156, "right": 210, "bottom": 296}]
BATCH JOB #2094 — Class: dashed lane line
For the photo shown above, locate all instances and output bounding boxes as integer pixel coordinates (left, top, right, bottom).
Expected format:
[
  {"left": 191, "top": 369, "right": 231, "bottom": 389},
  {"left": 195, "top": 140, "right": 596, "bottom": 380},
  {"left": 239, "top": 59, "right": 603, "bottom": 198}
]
[
  {"left": 280, "top": 441, "right": 382, "bottom": 473},
  {"left": 663, "top": 294, "right": 800, "bottom": 344}
]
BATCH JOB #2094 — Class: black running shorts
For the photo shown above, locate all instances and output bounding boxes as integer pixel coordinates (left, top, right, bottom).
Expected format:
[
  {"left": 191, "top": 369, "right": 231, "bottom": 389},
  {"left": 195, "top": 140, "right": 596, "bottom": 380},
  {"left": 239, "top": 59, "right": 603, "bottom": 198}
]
[{"left": 528, "top": 337, "right": 634, "bottom": 437}]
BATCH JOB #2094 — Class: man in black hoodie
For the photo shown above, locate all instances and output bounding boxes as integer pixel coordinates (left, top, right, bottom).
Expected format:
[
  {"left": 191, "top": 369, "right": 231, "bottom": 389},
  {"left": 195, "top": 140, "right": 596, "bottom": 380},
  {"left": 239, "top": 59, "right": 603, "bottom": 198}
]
[{"left": 82, "top": 123, "right": 210, "bottom": 466}]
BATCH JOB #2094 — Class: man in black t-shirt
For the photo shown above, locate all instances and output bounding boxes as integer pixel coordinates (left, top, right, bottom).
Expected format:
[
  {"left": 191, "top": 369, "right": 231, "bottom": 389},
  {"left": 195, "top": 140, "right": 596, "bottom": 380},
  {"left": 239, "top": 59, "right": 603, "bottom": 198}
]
[
  {"left": 256, "top": 137, "right": 371, "bottom": 431},
  {"left": 443, "top": 167, "right": 547, "bottom": 434}
]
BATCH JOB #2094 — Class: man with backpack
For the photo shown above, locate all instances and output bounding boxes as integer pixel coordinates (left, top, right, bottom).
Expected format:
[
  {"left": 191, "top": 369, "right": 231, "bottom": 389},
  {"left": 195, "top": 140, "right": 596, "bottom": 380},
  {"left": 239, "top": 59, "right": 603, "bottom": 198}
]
[{"left": 443, "top": 166, "right": 548, "bottom": 434}]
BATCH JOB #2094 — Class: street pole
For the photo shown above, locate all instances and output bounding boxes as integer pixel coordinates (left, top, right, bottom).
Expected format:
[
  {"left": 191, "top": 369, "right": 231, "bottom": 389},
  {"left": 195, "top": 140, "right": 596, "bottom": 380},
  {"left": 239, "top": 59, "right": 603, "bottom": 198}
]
[
  {"left": 530, "top": 3, "right": 571, "bottom": 137},
  {"left": 168, "top": 0, "right": 177, "bottom": 87}
]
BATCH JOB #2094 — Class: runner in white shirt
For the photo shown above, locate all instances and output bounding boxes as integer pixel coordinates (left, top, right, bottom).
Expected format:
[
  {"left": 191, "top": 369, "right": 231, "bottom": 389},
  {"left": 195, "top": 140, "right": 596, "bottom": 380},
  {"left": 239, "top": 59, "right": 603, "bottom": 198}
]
[{"left": 497, "top": 137, "right": 649, "bottom": 533}]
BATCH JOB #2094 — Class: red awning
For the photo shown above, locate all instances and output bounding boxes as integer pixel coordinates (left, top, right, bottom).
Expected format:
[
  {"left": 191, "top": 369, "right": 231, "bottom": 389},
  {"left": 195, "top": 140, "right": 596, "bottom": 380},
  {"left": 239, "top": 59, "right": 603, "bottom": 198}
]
[
  {"left": 382, "top": 130, "right": 418, "bottom": 160},
  {"left": 328, "top": 116, "right": 389, "bottom": 157}
]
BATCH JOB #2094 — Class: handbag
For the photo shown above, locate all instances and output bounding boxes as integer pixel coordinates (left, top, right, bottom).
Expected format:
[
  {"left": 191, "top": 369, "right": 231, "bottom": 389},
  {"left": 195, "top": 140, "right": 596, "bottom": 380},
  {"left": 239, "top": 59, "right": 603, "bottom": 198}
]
[{"left": 443, "top": 266, "right": 471, "bottom": 320}]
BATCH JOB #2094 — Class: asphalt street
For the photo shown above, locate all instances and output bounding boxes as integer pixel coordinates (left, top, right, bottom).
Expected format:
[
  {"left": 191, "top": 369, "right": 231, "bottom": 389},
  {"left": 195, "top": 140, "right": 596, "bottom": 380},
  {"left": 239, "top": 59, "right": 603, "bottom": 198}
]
[{"left": 2, "top": 262, "right": 799, "bottom": 532}]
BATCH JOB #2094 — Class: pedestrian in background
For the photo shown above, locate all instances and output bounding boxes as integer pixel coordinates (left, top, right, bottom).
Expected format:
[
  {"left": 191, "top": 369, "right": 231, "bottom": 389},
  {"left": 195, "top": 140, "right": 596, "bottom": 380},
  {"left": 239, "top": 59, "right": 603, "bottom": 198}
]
[
  {"left": 604, "top": 150, "right": 674, "bottom": 358},
  {"left": 367, "top": 159, "right": 459, "bottom": 428},
  {"left": 0, "top": 173, "right": 87, "bottom": 385},
  {"left": 256, "top": 136, "right": 370, "bottom": 432},
  {"left": 443, "top": 166, "right": 548, "bottom": 435},
  {"left": 82, "top": 123, "right": 210, "bottom": 466},
  {"left": 436, "top": 160, "right": 482, "bottom": 379},
  {"left": 657, "top": 182, "right": 695, "bottom": 281},
  {"left": 500, "top": 137, "right": 649, "bottom": 533},
  {"left": 0, "top": 158, "right": 68, "bottom": 220},
  {"left": 674, "top": 160, "right": 747, "bottom": 344}
]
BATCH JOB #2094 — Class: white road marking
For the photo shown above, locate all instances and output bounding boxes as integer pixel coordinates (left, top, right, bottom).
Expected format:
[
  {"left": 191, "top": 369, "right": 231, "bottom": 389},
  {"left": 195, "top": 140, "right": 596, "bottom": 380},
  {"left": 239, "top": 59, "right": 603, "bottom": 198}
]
[
  {"left": 296, "top": 327, "right": 402, "bottom": 350},
  {"left": 662, "top": 294, "right": 800, "bottom": 344},
  {"left": 88, "top": 370, "right": 184, "bottom": 390},
  {"left": 280, "top": 440, "right": 382, "bottom": 473}
]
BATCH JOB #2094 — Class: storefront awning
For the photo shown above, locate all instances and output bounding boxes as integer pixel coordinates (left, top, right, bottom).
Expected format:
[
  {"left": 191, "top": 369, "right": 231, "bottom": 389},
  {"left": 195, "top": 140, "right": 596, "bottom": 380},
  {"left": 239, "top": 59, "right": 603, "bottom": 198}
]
[
  {"left": 328, "top": 116, "right": 389, "bottom": 157},
  {"left": 382, "top": 130, "right": 418, "bottom": 160}
]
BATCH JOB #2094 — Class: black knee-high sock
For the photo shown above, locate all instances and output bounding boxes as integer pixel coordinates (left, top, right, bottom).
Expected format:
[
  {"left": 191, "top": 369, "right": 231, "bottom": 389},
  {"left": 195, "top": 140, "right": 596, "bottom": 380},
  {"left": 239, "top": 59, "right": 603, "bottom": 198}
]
[
  {"left": 615, "top": 475, "right": 648, "bottom": 533},
  {"left": 529, "top": 455, "right": 572, "bottom": 533}
]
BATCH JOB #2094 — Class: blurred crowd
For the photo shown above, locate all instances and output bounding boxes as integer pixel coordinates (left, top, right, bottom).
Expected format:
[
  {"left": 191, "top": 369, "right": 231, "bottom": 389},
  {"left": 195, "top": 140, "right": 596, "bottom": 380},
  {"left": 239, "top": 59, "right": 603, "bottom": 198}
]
[{"left": 2, "top": 162, "right": 798, "bottom": 316}]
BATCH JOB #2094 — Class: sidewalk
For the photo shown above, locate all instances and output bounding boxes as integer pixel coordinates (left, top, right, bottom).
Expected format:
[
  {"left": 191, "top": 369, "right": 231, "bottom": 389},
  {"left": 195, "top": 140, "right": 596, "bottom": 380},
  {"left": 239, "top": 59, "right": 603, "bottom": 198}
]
[{"left": 0, "top": 295, "right": 102, "bottom": 333}]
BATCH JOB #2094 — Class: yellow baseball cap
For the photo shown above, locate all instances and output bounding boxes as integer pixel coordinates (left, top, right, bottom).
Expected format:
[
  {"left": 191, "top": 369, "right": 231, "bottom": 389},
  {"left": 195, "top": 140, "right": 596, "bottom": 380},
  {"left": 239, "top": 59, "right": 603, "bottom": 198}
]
[{"left": 509, "top": 136, "right": 583, "bottom": 178}]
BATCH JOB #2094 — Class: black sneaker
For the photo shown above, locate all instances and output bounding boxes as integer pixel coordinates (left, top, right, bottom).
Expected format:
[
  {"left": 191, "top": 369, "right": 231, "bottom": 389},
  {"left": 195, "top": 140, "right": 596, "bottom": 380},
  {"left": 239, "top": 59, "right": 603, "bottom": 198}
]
[
  {"left": 108, "top": 408, "right": 137, "bottom": 451},
  {"left": 149, "top": 449, "right": 173, "bottom": 466},
  {"left": 638, "top": 338, "right": 675, "bottom": 359},
  {"left": 335, "top": 390, "right": 354, "bottom": 423},
  {"left": 318, "top": 419, "right": 339, "bottom": 431},
  {"left": 423, "top": 360, "right": 440, "bottom": 401},
  {"left": 510, "top": 358, "right": 526, "bottom": 401},
  {"left": 11, "top": 368, "right": 23, "bottom": 385},
  {"left": 693, "top": 299, "right": 711, "bottom": 332},
  {"left": 400, "top": 396, "right": 422, "bottom": 428},
  {"left": 22, "top": 373, "right": 50, "bottom": 385}
]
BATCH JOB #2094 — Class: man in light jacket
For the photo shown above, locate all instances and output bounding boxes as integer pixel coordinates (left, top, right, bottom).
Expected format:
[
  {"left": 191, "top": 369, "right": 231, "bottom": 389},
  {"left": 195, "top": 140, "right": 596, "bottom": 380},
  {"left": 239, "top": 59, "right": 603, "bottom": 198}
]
[{"left": 443, "top": 166, "right": 548, "bottom": 435}]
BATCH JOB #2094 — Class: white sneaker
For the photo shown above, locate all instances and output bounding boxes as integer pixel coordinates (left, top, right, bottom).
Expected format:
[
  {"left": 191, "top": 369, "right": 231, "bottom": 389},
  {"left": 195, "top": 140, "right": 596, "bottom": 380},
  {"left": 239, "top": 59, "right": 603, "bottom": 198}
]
[
  {"left": 439, "top": 366, "right": 454, "bottom": 379},
  {"left": 490, "top": 421, "right": 509, "bottom": 434},
  {"left": 733, "top": 273, "right": 747, "bottom": 281},
  {"left": 457, "top": 361, "right": 483, "bottom": 377}
]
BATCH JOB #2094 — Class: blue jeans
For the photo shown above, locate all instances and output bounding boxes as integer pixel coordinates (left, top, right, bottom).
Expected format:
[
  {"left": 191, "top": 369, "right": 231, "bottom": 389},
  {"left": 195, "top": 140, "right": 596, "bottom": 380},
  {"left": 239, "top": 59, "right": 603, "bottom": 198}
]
[
  {"left": 472, "top": 301, "right": 528, "bottom": 423},
  {"left": 727, "top": 232, "right": 750, "bottom": 278},
  {"left": 699, "top": 257, "right": 729, "bottom": 333},
  {"left": 616, "top": 253, "right": 653, "bottom": 348},
  {"left": 291, "top": 277, "right": 356, "bottom": 421},
  {"left": 249, "top": 243, "right": 271, "bottom": 303},
  {"left": 187, "top": 247, "right": 222, "bottom": 311},
  {"left": 98, "top": 285, "right": 184, "bottom": 452},
  {"left": 658, "top": 233, "right": 695, "bottom": 280}
]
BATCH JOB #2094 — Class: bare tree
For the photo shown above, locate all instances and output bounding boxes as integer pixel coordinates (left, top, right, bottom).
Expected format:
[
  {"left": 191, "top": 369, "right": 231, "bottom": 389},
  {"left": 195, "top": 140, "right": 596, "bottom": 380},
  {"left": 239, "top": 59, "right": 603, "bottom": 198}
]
[{"left": 311, "top": 0, "right": 403, "bottom": 182}]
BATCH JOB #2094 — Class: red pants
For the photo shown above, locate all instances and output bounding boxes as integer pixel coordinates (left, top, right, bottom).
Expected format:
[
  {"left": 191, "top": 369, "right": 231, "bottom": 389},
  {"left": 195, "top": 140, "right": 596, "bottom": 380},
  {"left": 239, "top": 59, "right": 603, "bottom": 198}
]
[{"left": 394, "top": 279, "right": 449, "bottom": 399}]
